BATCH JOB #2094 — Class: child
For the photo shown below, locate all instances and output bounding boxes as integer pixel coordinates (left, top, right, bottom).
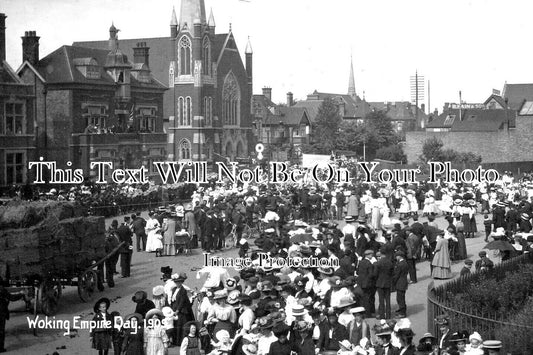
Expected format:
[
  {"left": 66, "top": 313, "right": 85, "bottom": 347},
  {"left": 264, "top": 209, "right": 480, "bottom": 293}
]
[
  {"left": 460, "top": 259, "right": 473, "bottom": 277},
  {"left": 238, "top": 237, "right": 250, "bottom": 258},
  {"left": 110, "top": 311, "right": 124, "bottom": 355},
  {"left": 180, "top": 321, "right": 202, "bottom": 355},
  {"left": 210, "top": 329, "right": 233, "bottom": 354},
  {"left": 162, "top": 306, "right": 178, "bottom": 346},
  {"left": 144, "top": 309, "right": 169, "bottom": 355},
  {"left": 122, "top": 313, "right": 144, "bottom": 355},
  {"left": 90, "top": 298, "right": 113, "bottom": 355},
  {"left": 465, "top": 332, "right": 483, "bottom": 355},
  {"left": 483, "top": 214, "right": 492, "bottom": 242}
]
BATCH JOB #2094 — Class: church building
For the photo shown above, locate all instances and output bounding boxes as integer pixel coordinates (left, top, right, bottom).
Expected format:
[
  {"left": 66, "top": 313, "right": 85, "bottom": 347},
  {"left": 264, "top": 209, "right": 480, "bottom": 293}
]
[{"left": 75, "top": 0, "right": 254, "bottom": 163}]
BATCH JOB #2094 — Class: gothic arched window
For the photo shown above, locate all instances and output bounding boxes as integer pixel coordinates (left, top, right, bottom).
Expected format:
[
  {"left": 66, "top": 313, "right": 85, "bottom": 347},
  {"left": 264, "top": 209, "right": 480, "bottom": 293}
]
[
  {"left": 202, "top": 37, "right": 210, "bottom": 75},
  {"left": 178, "top": 97, "right": 184, "bottom": 126},
  {"left": 179, "top": 36, "right": 191, "bottom": 75},
  {"left": 185, "top": 97, "right": 192, "bottom": 126},
  {"left": 179, "top": 139, "right": 191, "bottom": 160},
  {"left": 222, "top": 72, "right": 240, "bottom": 126}
]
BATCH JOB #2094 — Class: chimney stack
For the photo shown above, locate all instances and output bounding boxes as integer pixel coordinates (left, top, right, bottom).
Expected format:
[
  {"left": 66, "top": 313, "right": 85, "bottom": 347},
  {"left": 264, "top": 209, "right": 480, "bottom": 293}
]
[
  {"left": 286, "top": 92, "right": 293, "bottom": 106},
  {"left": 22, "top": 30, "right": 40, "bottom": 65},
  {"left": 421, "top": 103, "right": 425, "bottom": 114},
  {"left": 0, "top": 14, "right": 6, "bottom": 63},
  {"left": 262, "top": 87, "right": 272, "bottom": 101},
  {"left": 133, "top": 42, "right": 150, "bottom": 67}
]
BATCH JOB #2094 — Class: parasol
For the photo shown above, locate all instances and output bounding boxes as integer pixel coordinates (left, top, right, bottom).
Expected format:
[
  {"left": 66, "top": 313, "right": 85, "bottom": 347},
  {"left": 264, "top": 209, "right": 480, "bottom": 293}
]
[{"left": 483, "top": 240, "right": 515, "bottom": 251}]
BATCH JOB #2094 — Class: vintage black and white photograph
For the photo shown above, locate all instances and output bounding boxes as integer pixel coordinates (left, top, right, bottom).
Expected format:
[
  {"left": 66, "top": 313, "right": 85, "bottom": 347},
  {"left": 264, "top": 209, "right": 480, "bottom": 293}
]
[{"left": 1, "top": 0, "right": 533, "bottom": 354}]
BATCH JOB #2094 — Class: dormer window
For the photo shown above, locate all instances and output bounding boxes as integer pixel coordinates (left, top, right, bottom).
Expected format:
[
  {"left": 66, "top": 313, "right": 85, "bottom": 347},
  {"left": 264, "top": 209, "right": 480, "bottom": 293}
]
[
  {"left": 73, "top": 58, "right": 101, "bottom": 79},
  {"left": 443, "top": 115, "right": 455, "bottom": 126}
]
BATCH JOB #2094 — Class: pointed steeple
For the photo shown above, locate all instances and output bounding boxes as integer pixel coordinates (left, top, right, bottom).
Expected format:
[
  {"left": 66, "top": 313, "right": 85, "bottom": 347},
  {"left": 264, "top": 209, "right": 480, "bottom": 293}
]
[
  {"left": 179, "top": 0, "right": 206, "bottom": 30},
  {"left": 245, "top": 36, "right": 253, "bottom": 54},
  {"left": 348, "top": 54, "right": 356, "bottom": 98},
  {"left": 170, "top": 6, "right": 178, "bottom": 26},
  {"left": 208, "top": 8, "right": 215, "bottom": 27},
  {"left": 109, "top": 22, "right": 119, "bottom": 50}
]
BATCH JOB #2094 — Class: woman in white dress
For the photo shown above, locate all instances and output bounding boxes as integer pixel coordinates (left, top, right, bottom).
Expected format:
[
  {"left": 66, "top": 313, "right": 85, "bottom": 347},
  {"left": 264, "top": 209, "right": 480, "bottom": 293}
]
[
  {"left": 145, "top": 211, "right": 163, "bottom": 254},
  {"left": 422, "top": 190, "right": 440, "bottom": 216},
  {"left": 439, "top": 190, "right": 453, "bottom": 216},
  {"left": 398, "top": 189, "right": 410, "bottom": 218}
]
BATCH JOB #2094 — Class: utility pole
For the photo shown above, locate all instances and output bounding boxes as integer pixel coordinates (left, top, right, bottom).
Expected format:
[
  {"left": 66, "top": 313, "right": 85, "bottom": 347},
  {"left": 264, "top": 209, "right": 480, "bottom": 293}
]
[{"left": 410, "top": 71, "right": 425, "bottom": 127}]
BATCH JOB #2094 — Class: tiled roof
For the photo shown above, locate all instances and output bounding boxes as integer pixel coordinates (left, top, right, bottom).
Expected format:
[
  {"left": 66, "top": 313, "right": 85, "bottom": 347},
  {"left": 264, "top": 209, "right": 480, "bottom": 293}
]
[
  {"left": 502, "top": 83, "right": 533, "bottom": 110},
  {"left": 483, "top": 94, "right": 508, "bottom": 109},
  {"left": 0, "top": 60, "right": 22, "bottom": 83},
  {"left": 264, "top": 107, "right": 309, "bottom": 126},
  {"left": 368, "top": 101, "right": 428, "bottom": 122},
  {"left": 293, "top": 100, "right": 322, "bottom": 122},
  {"left": 426, "top": 108, "right": 515, "bottom": 131},
  {"left": 31, "top": 45, "right": 165, "bottom": 91},
  {"left": 252, "top": 94, "right": 276, "bottom": 109},
  {"left": 308, "top": 91, "right": 372, "bottom": 119}
]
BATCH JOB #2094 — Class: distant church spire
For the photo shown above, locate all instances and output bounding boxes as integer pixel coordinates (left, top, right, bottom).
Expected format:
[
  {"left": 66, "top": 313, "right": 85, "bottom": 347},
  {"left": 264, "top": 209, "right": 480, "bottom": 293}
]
[
  {"left": 179, "top": 0, "right": 206, "bottom": 30},
  {"left": 170, "top": 6, "right": 178, "bottom": 26},
  {"left": 348, "top": 54, "right": 356, "bottom": 98},
  {"left": 208, "top": 8, "right": 215, "bottom": 27}
]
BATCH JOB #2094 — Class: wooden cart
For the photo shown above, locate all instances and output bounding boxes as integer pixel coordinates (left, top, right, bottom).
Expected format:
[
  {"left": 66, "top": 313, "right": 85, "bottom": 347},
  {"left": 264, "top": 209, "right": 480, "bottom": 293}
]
[{"left": 6, "top": 241, "right": 125, "bottom": 316}]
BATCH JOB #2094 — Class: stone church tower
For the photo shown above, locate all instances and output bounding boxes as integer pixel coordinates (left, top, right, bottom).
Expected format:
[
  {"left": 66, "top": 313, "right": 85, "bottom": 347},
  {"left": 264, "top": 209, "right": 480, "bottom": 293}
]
[{"left": 168, "top": 0, "right": 253, "bottom": 162}]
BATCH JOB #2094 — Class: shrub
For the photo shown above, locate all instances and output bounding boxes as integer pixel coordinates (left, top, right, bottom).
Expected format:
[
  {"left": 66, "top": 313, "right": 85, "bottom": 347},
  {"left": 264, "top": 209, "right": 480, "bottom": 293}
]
[{"left": 494, "top": 297, "right": 533, "bottom": 355}]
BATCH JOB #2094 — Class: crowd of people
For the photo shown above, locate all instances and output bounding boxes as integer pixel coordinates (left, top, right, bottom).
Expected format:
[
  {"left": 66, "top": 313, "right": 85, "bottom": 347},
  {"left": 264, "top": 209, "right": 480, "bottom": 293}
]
[{"left": 3, "top": 165, "right": 533, "bottom": 354}]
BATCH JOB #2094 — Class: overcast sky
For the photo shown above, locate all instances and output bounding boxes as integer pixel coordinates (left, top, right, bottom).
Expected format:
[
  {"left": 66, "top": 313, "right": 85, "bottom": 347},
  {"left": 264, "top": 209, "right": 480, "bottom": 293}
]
[{"left": 3, "top": 0, "right": 532, "bottom": 113}]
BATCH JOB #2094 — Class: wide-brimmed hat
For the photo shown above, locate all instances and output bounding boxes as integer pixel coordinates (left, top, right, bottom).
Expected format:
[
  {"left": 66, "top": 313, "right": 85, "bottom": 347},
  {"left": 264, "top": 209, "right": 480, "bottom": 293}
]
[
  {"left": 227, "top": 290, "right": 241, "bottom": 305},
  {"left": 344, "top": 216, "right": 354, "bottom": 223},
  {"left": 419, "top": 332, "right": 437, "bottom": 344},
  {"left": 335, "top": 296, "right": 356, "bottom": 309},
  {"left": 175, "top": 205, "right": 185, "bottom": 217},
  {"left": 317, "top": 266, "right": 334, "bottom": 276},
  {"left": 225, "top": 277, "right": 237, "bottom": 291},
  {"left": 152, "top": 285, "right": 165, "bottom": 297},
  {"left": 213, "top": 289, "right": 228, "bottom": 300},
  {"left": 146, "top": 308, "right": 164, "bottom": 320},
  {"left": 349, "top": 306, "right": 366, "bottom": 314},
  {"left": 132, "top": 291, "right": 147, "bottom": 303},
  {"left": 396, "top": 328, "right": 415, "bottom": 337},
  {"left": 339, "top": 340, "right": 353, "bottom": 350},
  {"left": 162, "top": 306, "right": 174, "bottom": 318},
  {"left": 491, "top": 227, "right": 505, "bottom": 237},
  {"left": 450, "top": 331, "right": 468, "bottom": 342},
  {"left": 292, "top": 304, "right": 307, "bottom": 316},
  {"left": 94, "top": 297, "right": 111, "bottom": 313},
  {"left": 374, "top": 323, "right": 394, "bottom": 337},
  {"left": 272, "top": 322, "right": 291, "bottom": 336},
  {"left": 257, "top": 316, "right": 274, "bottom": 329},
  {"left": 295, "top": 320, "right": 312, "bottom": 332},
  {"left": 357, "top": 217, "right": 367, "bottom": 223},
  {"left": 482, "top": 340, "right": 502, "bottom": 349},
  {"left": 521, "top": 213, "right": 530, "bottom": 220},
  {"left": 123, "top": 313, "right": 143, "bottom": 323},
  {"left": 259, "top": 280, "right": 274, "bottom": 292},
  {"left": 171, "top": 273, "right": 187, "bottom": 282},
  {"left": 242, "top": 343, "right": 258, "bottom": 355}
]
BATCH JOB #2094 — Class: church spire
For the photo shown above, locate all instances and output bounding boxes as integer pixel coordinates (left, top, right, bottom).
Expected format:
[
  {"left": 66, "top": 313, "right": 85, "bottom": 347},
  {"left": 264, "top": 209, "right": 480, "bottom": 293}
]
[
  {"left": 245, "top": 36, "right": 253, "bottom": 54},
  {"left": 170, "top": 6, "right": 178, "bottom": 26},
  {"left": 179, "top": 0, "right": 206, "bottom": 30},
  {"left": 348, "top": 54, "right": 356, "bottom": 98},
  {"left": 208, "top": 8, "right": 215, "bottom": 27}
]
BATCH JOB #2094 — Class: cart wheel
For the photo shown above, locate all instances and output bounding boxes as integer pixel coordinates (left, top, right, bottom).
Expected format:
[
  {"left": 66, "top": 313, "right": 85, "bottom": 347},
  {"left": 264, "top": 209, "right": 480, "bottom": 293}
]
[
  {"left": 37, "top": 278, "right": 62, "bottom": 316},
  {"left": 78, "top": 270, "right": 98, "bottom": 302}
]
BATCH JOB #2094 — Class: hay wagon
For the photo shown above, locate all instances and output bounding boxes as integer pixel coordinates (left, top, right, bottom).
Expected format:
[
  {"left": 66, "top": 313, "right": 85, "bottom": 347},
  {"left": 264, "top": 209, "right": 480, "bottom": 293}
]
[{"left": 0, "top": 200, "right": 121, "bottom": 315}]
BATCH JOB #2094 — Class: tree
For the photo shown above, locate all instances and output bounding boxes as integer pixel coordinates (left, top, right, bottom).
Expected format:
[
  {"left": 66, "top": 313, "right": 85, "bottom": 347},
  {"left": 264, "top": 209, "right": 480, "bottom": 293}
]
[
  {"left": 303, "top": 98, "right": 342, "bottom": 154},
  {"left": 420, "top": 136, "right": 444, "bottom": 163},
  {"left": 366, "top": 110, "right": 398, "bottom": 147},
  {"left": 375, "top": 144, "right": 407, "bottom": 163}
]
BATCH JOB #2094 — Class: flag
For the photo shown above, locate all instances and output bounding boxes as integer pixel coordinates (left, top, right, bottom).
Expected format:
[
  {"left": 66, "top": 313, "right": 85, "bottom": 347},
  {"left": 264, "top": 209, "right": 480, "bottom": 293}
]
[{"left": 492, "top": 89, "right": 501, "bottom": 96}]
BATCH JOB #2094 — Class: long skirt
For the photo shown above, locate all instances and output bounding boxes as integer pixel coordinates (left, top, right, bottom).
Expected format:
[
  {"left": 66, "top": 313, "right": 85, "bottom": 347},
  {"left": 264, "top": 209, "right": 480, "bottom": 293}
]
[
  {"left": 462, "top": 215, "right": 473, "bottom": 233},
  {"left": 455, "top": 232, "right": 468, "bottom": 260},
  {"left": 432, "top": 266, "right": 452, "bottom": 279},
  {"left": 469, "top": 216, "right": 478, "bottom": 233}
]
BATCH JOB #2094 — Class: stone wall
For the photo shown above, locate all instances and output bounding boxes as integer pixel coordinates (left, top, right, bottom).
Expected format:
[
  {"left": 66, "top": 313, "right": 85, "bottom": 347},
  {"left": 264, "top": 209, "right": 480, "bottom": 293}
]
[{"left": 405, "top": 115, "right": 533, "bottom": 165}]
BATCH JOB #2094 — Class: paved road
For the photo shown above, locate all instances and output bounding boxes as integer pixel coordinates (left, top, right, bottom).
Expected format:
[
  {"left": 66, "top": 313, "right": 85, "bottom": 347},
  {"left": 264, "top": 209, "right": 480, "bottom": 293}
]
[{"left": 5, "top": 212, "right": 494, "bottom": 354}]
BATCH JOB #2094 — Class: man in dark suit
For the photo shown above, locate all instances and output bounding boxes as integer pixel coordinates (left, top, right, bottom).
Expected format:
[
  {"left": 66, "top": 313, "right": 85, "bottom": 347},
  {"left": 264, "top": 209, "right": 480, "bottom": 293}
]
[
  {"left": 405, "top": 231, "right": 420, "bottom": 283},
  {"left": 358, "top": 249, "right": 376, "bottom": 317},
  {"left": 131, "top": 213, "right": 147, "bottom": 252},
  {"left": 374, "top": 323, "right": 400, "bottom": 355},
  {"left": 375, "top": 251, "right": 393, "bottom": 320},
  {"left": 170, "top": 273, "right": 194, "bottom": 346},
  {"left": 392, "top": 251, "right": 409, "bottom": 317},
  {"left": 202, "top": 210, "right": 217, "bottom": 253},
  {"left": 116, "top": 216, "right": 133, "bottom": 278},
  {"left": 475, "top": 251, "right": 494, "bottom": 272},
  {"left": 0, "top": 279, "right": 26, "bottom": 353},
  {"left": 435, "top": 314, "right": 453, "bottom": 352},
  {"left": 380, "top": 230, "right": 395, "bottom": 261},
  {"left": 317, "top": 309, "right": 349, "bottom": 352}
]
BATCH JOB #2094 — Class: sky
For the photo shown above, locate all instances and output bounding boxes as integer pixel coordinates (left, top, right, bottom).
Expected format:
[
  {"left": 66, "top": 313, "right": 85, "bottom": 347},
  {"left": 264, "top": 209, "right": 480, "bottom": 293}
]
[{"left": 3, "top": 0, "right": 533, "bottom": 113}]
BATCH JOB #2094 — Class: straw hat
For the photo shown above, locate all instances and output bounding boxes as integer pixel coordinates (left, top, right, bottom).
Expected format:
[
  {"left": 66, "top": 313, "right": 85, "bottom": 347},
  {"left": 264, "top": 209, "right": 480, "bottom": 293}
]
[
  {"left": 145, "top": 308, "right": 164, "bottom": 320},
  {"left": 152, "top": 285, "right": 165, "bottom": 297}
]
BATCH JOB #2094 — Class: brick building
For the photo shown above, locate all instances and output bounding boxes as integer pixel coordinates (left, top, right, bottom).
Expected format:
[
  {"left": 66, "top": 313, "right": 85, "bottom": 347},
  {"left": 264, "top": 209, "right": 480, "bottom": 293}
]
[
  {"left": 252, "top": 88, "right": 311, "bottom": 161},
  {"left": 17, "top": 25, "right": 167, "bottom": 178},
  {"left": 0, "top": 14, "right": 36, "bottom": 187},
  {"left": 75, "top": 0, "right": 254, "bottom": 163},
  {"left": 405, "top": 89, "right": 533, "bottom": 171}
]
